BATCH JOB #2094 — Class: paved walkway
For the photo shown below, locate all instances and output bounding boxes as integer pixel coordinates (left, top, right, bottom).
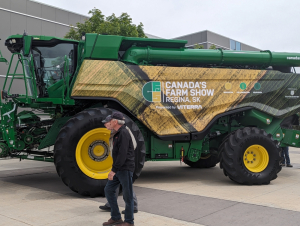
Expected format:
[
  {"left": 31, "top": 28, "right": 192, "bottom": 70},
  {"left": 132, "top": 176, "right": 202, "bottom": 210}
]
[{"left": 0, "top": 148, "right": 300, "bottom": 225}]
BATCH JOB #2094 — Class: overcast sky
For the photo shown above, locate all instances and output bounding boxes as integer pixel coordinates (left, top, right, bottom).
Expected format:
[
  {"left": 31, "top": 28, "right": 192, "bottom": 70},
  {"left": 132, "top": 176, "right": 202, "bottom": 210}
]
[{"left": 36, "top": 0, "right": 299, "bottom": 52}]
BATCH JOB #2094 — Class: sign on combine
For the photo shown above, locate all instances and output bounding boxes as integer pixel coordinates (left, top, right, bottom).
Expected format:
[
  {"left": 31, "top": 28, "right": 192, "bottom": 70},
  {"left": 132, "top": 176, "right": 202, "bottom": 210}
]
[{"left": 1, "top": 33, "right": 300, "bottom": 197}]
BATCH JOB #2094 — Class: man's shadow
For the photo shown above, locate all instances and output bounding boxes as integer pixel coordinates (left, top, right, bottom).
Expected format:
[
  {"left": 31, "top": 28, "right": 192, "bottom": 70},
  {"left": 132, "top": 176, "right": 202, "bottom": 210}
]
[{"left": 0, "top": 162, "right": 234, "bottom": 200}]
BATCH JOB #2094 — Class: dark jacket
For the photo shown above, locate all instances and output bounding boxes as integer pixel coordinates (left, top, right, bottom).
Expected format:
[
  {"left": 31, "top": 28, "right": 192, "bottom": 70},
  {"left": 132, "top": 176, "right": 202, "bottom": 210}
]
[{"left": 111, "top": 125, "right": 135, "bottom": 173}]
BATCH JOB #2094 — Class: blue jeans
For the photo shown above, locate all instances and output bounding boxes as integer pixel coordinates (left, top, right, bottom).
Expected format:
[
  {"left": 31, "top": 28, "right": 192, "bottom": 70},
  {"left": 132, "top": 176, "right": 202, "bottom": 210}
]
[
  {"left": 105, "top": 186, "right": 138, "bottom": 211},
  {"left": 104, "top": 170, "right": 134, "bottom": 224},
  {"left": 281, "top": 147, "right": 290, "bottom": 164}
]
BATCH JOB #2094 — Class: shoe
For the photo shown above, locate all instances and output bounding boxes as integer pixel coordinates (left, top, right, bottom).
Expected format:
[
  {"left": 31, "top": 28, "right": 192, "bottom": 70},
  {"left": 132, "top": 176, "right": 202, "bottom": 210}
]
[
  {"left": 119, "top": 222, "right": 134, "bottom": 226},
  {"left": 286, "top": 164, "right": 293, "bottom": 167},
  {"left": 280, "top": 163, "right": 285, "bottom": 166},
  {"left": 121, "top": 210, "right": 138, "bottom": 214},
  {"left": 103, "top": 218, "right": 123, "bottom": 226},
  {"left": 99, "top": 205, "right": 111, "bottom": 211}
]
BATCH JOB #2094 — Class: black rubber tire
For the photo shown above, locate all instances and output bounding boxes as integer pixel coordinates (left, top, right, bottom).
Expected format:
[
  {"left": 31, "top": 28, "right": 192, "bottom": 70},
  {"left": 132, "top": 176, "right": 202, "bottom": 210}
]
[
  {"left": 54, "top": 108, "right": 146, "bottom": 197},
  {"left": 184, "top": 152, "right": 219, "bottom": 168},
  {"left": 220, "top": 127, "right": 282, "bottom": 185}
]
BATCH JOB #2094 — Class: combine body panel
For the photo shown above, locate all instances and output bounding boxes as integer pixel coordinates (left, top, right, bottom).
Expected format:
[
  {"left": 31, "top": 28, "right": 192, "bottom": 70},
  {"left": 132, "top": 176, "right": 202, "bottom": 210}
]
[
  {"left": 72, "top": 60, "right": 300, "bottom": 137},
  {"left": 1, "top": 33, "right": 300, "bottom": 196}
]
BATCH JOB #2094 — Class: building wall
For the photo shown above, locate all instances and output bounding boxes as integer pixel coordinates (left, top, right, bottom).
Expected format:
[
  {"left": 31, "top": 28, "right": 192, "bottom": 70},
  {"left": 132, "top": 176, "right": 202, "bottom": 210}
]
[
  {"left": 145, "top": 33, "right": 164, "bottom": 39},
  {"left": 242, "top": 43, "right": 260, "bottom": 51},
  {"left": 174, "top": 30, "right": 208, "bottom": 48},
  {"left": 174, "top": 30, "right": 260, "bottom": 51},
  {"left": 207, "top": 31, "right": 231, "bottom": 49},
  {"left": 0, "top": 0, "right": 88, "bottom": 78}
]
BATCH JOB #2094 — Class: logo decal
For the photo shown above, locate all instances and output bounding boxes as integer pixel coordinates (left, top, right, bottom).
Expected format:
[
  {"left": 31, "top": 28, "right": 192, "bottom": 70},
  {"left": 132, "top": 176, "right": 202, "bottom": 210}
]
[
  {"left": 225, "top": 82, "right": 232, "bottom": 90},
  {"left": 287, "top": 56, "right": 300, "bottom": 60},
  {"left": 142, "top": 82, "right": 161, "bottom": 102},
  {"left": 141, "top": 81, "right": 214, "bottom": 110},
  {"left": 254, "top": 83, "right": 261, "bottom": 90},
  {"left": 240, "top": 82, "right": 247, "bottom": 90}
]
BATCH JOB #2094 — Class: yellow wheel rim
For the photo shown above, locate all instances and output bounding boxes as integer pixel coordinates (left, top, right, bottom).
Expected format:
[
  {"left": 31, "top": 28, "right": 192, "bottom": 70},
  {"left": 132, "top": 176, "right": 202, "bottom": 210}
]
[
  {"left": 76, "top": 128, "right": 113, "bottom": 179},
  {"left": 243, "top": 145, "right": 269, "bottom": 173}
]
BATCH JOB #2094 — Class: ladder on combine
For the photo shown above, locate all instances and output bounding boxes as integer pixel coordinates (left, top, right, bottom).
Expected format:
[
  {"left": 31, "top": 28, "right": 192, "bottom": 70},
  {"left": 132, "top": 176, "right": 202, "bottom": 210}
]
[{"left": 0, "top": 39, "right": 7, "bottom": 64}]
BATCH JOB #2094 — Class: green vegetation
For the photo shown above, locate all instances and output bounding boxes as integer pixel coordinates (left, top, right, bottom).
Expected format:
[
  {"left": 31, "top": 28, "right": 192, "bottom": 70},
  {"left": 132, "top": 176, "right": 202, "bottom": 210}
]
[
  {"left": 194, "top": 44, "right": 204, "bottom": 49},
  {"left": 65, "top": 8, "right": 147, "bottom": 40}
]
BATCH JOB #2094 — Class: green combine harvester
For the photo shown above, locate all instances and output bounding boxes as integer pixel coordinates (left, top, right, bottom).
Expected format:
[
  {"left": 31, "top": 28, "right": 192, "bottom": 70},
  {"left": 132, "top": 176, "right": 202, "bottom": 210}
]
[{"left": 1, "top": 33, "right": 300, "bottom": 196}]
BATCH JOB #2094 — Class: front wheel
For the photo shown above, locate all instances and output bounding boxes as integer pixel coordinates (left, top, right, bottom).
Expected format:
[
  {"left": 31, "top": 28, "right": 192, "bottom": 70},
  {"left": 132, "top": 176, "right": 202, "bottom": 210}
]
[
  {"left": 220, "top": 127, "right": 281, "bottom": 185},
  {"left": 54, "top": 108, "right": 146, "bottom": 197}
]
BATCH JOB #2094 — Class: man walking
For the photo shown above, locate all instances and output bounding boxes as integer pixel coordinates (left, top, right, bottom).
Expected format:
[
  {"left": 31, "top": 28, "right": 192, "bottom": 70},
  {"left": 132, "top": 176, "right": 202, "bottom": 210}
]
[
  {"left": 102, "top": 112, "right": 135, "bottom": 226},
  {"left": 99, "top": 124, "right": 138, "bottom": 214}
]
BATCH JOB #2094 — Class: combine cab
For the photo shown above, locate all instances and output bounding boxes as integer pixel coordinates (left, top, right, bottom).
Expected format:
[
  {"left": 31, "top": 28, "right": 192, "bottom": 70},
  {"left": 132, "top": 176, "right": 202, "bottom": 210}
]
[{"left": 1, "top": 33, "right": 300, "bottom": 196}]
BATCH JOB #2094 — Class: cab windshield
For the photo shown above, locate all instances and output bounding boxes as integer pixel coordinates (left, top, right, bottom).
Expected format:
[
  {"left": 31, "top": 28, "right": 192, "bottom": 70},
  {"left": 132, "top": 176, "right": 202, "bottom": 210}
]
[{"left": 32, "top": 43, "right": 75, "bottom": 97}]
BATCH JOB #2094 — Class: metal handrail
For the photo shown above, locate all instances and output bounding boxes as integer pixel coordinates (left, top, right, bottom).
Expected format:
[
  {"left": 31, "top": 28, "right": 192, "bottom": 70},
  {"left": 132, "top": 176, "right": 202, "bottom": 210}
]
[
  {"left": 0, "top": 49, "right": 8, "bottom": 64},
  {"left": 3, "top": 53, "right": 36, "bottom": 102}
]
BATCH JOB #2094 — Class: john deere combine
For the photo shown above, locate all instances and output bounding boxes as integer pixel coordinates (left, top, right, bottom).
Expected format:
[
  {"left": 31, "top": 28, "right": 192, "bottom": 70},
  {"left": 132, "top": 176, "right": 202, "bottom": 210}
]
[{"left": 1, "top": 33, "right": 300, "bottom": 196}]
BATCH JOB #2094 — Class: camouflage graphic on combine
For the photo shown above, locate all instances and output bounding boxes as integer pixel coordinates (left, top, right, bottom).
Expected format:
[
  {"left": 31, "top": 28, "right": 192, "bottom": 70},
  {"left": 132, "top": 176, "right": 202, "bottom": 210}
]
[{"left": 72, "top": 60, "right": 300, "bottom": 136}]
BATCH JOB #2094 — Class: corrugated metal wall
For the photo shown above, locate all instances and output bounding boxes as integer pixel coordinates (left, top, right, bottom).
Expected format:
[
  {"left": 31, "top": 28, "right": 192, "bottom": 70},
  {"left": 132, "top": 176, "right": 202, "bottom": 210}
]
[{"left": 174, "top": 30, "right": 260, "bottom": 51}]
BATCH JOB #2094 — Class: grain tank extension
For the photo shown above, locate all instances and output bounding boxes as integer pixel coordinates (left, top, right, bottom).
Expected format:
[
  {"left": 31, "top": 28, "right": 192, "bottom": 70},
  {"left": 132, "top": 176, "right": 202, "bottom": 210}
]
[{"left": 1, "top": 33, "right": 300, "bottom": 196}]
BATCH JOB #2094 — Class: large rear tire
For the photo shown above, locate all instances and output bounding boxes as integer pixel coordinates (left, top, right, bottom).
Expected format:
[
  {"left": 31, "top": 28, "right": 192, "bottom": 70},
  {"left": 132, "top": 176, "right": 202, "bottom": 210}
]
[
  {"left": 220, "top": 127, "right": 281, "bottom": 185},
  {"left": 54, "top": 108, "right": 146, "bottom": 197}
]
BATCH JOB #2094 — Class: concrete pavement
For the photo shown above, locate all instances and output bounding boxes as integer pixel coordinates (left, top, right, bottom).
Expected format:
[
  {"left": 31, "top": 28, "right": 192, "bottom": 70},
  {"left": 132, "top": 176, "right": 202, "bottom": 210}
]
[{"left": 0, "top": 148, "right": 300, "bottom": 225}]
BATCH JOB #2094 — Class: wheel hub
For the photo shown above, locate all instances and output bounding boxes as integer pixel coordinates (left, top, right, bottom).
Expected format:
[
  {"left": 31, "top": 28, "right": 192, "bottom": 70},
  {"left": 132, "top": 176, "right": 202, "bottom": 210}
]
[
  {"left": 245, "top": 152, "right": 255, "bottom": 162},
  {"left": 243, "top": 145, "right": 269, "bottom": 173},
  {"left": 88, "top": 140, "right": 109, "bottom": 162}
]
